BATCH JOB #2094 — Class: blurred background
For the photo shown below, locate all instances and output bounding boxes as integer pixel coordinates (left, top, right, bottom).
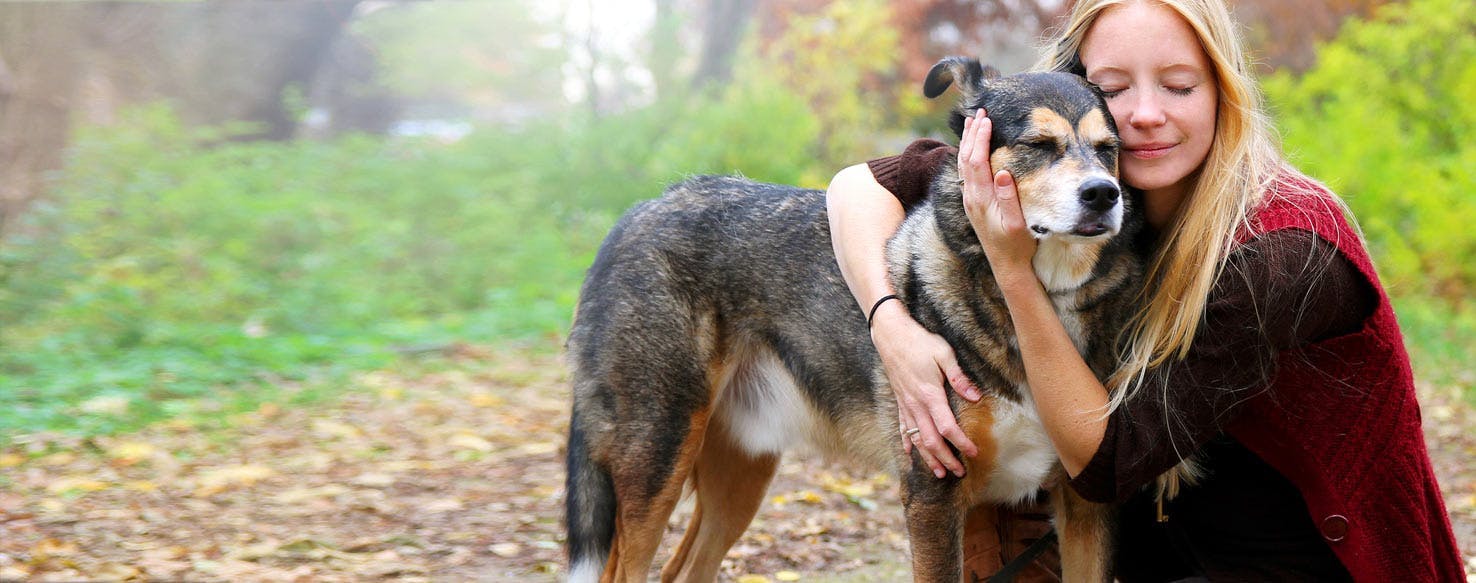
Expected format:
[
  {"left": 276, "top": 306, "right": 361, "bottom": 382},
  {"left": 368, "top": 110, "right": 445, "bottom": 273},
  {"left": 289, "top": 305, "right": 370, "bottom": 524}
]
[
  {"left": 3, "top": 0, "right": 1469, "bottom": 436},
  {"left": 1, "top": 0, "right": 1472, "bottom": 445},
  {"left": 0, "top": 0, "right": 1473, "bottom": 579}
]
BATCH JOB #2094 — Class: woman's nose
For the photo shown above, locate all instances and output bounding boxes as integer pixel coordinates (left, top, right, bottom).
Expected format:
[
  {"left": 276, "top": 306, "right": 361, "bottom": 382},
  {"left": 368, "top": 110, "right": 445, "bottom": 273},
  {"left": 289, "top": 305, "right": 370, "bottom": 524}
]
[{"left": 1129, "top": 91, "right": 1167, "bottom": 128}]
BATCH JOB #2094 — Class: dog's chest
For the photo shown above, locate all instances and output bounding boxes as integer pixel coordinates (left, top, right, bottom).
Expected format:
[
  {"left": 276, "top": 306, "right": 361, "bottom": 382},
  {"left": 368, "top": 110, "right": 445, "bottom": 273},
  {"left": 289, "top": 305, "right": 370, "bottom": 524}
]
[{"left": 1050, "top": 293, "right": 1091, "bottom": 358}]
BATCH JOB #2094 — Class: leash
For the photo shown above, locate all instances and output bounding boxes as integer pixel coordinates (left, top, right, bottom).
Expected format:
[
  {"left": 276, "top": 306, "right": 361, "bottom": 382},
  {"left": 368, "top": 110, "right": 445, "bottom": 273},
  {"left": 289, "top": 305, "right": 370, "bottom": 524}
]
[{"left": 985, "top": 527, "right": 1058, "bottom": 583}]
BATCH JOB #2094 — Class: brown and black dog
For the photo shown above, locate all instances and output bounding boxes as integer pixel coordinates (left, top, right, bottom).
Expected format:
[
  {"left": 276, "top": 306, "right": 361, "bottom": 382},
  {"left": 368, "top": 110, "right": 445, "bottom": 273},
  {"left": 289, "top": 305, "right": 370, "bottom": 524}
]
[{"left": 564, "top": 57, "right": 1143, "bottom": 582}]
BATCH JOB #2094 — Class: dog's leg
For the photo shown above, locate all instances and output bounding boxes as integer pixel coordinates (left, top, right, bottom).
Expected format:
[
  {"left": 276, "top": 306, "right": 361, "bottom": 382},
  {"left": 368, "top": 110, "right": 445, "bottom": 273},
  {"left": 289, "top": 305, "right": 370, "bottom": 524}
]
[
  {"left": 1050, "top": 480, "right": 1113, "bottom": 582},
  {"left": 598, "top": 409, "right": 711, "bottom": 583},
  {"left": 659, "top": 415, "right": 779, "bottom": 582},
  {"left": 901, "top": 465, "right": 966, "bottom": 582}
]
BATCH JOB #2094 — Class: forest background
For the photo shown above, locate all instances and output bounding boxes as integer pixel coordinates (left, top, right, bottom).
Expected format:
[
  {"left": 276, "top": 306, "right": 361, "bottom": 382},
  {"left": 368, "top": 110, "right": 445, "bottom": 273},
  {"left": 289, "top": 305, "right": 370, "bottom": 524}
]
[{"left": 0, "top": 0, "right": 1472, "bottom": 580}]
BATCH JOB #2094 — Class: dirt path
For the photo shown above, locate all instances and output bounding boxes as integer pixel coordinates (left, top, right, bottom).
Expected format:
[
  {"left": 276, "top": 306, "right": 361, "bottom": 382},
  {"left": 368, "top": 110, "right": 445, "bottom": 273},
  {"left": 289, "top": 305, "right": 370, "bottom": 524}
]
[{"left": 1, "top": 344, "right": 1472, "bottom": 581}]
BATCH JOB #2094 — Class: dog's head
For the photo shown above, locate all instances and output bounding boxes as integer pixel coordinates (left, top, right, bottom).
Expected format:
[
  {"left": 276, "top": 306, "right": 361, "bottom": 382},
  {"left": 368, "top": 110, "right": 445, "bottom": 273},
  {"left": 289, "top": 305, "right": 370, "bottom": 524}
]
[{"left": 925, "top": 57, "right": 1123, "bottom": 240}]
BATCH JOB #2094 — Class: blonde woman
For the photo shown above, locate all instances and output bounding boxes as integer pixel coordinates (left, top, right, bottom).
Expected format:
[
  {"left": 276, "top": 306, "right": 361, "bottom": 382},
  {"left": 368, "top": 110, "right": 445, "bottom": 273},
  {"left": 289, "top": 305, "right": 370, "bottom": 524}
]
[{"left": 827, "top": 0, "right": 1464, "bottom": 580}]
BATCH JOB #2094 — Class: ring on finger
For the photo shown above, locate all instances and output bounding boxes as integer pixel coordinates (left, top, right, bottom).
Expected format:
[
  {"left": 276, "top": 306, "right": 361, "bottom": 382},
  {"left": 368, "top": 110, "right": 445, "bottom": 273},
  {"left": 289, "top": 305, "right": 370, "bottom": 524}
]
[{"left": 904, "top": 428, "right": 921, "bottom": 440}]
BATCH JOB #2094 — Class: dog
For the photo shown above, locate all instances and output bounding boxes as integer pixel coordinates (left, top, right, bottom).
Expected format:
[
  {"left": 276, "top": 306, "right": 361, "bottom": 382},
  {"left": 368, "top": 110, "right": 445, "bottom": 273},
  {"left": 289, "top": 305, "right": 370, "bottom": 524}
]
[{"left": 563, "top": 57, "right": 1144, "bottom": 582}]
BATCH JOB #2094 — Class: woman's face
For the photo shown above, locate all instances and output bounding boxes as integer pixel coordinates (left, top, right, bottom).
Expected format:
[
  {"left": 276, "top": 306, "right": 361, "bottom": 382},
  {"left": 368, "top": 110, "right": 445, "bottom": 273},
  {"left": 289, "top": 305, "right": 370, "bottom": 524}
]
[{"left": 1079, "top": 1, "right": 1218, "bottom": 203}]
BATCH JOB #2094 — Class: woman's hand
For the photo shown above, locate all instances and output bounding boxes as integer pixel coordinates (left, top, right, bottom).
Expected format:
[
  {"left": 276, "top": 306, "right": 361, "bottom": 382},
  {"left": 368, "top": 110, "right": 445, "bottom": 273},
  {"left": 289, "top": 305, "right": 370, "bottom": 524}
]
[
  {"left": 869, "top": 300, "right": 981, "bottom": 479},
  {"left": 959, "top": 110, "right": 1037, "bottom": 277}
]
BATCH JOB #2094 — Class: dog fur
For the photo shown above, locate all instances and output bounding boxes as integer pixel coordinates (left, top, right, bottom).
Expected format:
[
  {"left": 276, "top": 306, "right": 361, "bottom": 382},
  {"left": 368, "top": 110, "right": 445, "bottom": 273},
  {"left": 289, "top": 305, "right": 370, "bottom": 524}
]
[{"left": 564, "top": 57, "right": 1145, "bottom": 582}]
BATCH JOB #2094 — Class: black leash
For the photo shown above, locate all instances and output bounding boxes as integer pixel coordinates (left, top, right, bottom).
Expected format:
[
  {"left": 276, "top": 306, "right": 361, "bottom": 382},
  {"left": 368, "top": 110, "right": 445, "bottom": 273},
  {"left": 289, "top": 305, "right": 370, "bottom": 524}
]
[{"left": 985, "top": 527, "right": 1057, "bottom": 583}]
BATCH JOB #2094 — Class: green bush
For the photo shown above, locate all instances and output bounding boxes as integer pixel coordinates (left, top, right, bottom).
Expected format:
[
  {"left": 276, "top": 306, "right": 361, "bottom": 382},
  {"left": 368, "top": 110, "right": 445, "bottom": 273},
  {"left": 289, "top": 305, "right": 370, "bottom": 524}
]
[
  {"left": 1264, "top": 0, "right": 1476, "bottom": 301},
  {"left": 0, "top": 74, "right": 829, "bottom": 436}
]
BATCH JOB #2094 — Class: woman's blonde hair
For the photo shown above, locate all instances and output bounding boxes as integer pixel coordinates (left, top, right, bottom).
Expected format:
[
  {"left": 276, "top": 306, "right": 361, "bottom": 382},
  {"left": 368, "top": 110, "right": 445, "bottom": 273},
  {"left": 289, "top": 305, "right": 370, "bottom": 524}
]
[{"left": 1035, "top": 0, "right": 1287, "bottom": 410}]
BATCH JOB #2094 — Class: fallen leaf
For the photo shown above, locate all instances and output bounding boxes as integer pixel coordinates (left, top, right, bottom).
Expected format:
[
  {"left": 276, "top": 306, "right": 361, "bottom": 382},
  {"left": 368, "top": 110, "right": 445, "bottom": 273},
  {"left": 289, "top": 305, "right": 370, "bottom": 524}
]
[
  {"left": 351, "top": 473, "right": 396, "bottom": 488},
  {"left": 273, "top": 484, "right": 351, "bottom": 504},
  {"left": 108, "top": 440, "right": 159, "bottom": 464},
  {"left": 448, "top": 433, "right": 494, "bottom": 452},
  {"left": 95, "top": 563, "right": 142, "bottom": 579},
  {"left": 31, "top": 538, "right": 80, "bottom": 560},
  {"left": 423, "top": 497, "right": 465, "bottom": 513},
  {"left": 80, "top": 395, "right": 130, "bottom": 415},
  {"left": 775, "top": 571, "right": 802, "bottom": 581},
  {"left": 47, "top": 476, "right": 111, "bottom": 495},
  {"left": 489, "top": 542, "right": 521, "bottom": 557},
  {"left": 257, "top": 402, "right": 282, "bottom": 418},
  {"left": 518, "top": 441, "right": 559, "bottom": 456},
  {"left": 41, "top": 452, "right": 77, "bottom": 466},
  {"left": 194, "top": 464, "right": 275, "bottom": 496},
  {"left": 737, "top": 575, "right": 772, "bottom": 583},
  {"left": 124, "top": 480, "right": 158, "bottom": 492},
  {"left": 312, "top": 419, "right": 363, "bottom": 439},
  {"left": 0, "top": 453, "right": 24, "bottom": 468}
]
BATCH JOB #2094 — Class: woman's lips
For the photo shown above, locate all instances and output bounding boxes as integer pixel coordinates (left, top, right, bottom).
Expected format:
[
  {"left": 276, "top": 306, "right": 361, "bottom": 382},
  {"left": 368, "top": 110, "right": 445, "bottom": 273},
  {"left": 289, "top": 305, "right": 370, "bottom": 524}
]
[{"left": 1127, "top": 143, "right": 1175, "bottom": 159}]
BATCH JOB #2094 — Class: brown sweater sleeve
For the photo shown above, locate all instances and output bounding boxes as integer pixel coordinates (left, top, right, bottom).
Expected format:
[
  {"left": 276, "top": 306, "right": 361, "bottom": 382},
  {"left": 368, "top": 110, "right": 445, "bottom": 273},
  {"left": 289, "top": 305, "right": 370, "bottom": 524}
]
[
  {"left": 1068, "top": 228, "right": 1378, "bottom": 503},
  {"left": 866, "top": 138, "right": 957, "bottom": 209}
]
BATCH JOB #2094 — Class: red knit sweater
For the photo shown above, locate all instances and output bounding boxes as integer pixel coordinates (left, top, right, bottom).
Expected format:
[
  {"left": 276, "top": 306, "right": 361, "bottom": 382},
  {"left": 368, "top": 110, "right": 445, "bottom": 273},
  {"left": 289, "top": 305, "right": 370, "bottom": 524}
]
[{"left": 1224, "top": 175, "right": 1465, "bottom": 582}]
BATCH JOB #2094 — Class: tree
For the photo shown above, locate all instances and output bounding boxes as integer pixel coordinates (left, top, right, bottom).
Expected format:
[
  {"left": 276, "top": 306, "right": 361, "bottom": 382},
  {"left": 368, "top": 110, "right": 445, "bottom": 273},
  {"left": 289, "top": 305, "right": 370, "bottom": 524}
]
[
  {"left": 0, "top": 1, "right": 362, "bottom": 232},
  {"left": 1230, "top": 0, "right": 1394, "bottom": 72},
  {"left": 1265, "top": 0, "right": 1476, "bottom": 299}
]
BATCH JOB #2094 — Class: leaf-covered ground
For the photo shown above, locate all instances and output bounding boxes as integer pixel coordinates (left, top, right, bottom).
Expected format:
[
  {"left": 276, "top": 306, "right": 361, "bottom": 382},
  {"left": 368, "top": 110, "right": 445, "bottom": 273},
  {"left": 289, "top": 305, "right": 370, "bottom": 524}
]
[{"left": 1, "top": 344, "right": 1472, "bottom": 581}]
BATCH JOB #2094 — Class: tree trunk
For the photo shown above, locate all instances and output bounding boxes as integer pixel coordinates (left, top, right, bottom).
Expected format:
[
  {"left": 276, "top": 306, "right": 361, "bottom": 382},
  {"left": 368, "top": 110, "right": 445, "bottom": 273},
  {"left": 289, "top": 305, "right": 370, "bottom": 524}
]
[
  {"left": 0, "top": 1, "right": 362, "bottom": 232},
  {"left": 692, "top": 0, "right": 757, "bottom": 90}
]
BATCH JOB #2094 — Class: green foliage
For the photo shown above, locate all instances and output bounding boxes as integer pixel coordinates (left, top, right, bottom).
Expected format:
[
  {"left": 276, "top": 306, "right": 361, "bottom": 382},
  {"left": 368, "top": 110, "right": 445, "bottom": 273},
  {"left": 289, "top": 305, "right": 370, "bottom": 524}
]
[
  {"left": 1264, "top": 0, "right": 1476, "bottom": 301},
  {"left": 0, "top": 72, "right": 827, "bottom": 437},
  {"left": 744, "top": 0, "right": 908, "bottom": 174}
]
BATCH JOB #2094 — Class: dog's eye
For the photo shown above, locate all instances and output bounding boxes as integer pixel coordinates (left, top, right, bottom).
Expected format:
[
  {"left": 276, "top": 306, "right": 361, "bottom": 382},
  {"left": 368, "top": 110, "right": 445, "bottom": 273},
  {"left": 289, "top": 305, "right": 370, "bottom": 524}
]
[
  {"left": 1095, "top": 141, "right": 1119, "bottom": 153},
  {"left": 1023, "top": 140, "right": 1059, "bottom": 152}
]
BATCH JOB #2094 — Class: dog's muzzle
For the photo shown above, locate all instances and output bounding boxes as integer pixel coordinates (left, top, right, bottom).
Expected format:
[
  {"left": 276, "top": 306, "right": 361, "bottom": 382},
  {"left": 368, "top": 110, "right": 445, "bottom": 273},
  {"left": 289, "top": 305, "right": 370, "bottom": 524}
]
[{"left": 1072, "top": 179, "right": 1122, "bottom": 237}]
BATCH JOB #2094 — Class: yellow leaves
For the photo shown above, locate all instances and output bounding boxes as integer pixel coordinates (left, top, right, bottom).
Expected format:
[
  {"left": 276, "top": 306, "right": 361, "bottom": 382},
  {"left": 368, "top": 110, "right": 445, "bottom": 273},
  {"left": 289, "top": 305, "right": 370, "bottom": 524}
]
[
  {"left": 106, "top": 440, "right": 159, "bottom": 466},
  {"left": 771, "top": 489, "right": 824, "bottom": 507},
  {"left": 123, "top": 480, "right": 158, "bottom": 492},
  {"left": 257, "top": 402, "right": 282, "bottom": 419},
  {"left": 819, "top": 473, "right": 875, "bottom": 498},
  {"left": 311, "top": 419, "right": 363, "bottom": 440},
  {"left": 0, "top": 452, "right": 24, "bottom": 467},
  {"left": 738, "top": 573, "right": 802, "bottom": 583},
  {"left": 818, "top": 471, "right": 888, "bottom": 510},
  {"left": 31, "top": 538, "right": 80, "bottom": 560},
  {"left": 447, "top": 432, "right": 494, "bottom": 452},
  {"left": 42, "top": 451, "right": 77, "bottom": 466},
  {"left": 193, "top": 464, "right": 274, "bottom": 497},
  {"left": 93, "top": 562, "right": 143, "bottom": 580},
  {"left": 48, "top": 476, "right": 111, "bottom": 496}
]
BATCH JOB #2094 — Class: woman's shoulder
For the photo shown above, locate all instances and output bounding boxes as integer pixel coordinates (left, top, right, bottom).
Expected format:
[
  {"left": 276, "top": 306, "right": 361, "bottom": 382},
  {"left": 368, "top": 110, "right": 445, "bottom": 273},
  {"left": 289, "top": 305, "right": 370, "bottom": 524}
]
[
  {"left": 866, "top": 138, "right": 959, "bottom": 208},
  {"left": 1243, "top": 166, "right": 1355, "bottom": 244}
]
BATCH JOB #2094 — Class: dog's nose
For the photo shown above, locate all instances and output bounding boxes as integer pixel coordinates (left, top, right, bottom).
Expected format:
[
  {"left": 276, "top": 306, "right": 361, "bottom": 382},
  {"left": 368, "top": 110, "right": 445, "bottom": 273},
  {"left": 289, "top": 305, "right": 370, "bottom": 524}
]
[{"left": 1078, "top": 180, "right": 1120, "bottom": 213}]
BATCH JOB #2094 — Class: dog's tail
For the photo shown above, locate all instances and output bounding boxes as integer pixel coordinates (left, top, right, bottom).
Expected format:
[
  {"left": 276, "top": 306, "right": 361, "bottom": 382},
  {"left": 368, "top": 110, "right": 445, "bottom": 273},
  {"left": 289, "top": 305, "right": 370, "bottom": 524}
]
[{"left": 565, "top": 408, "right": 616, "bottom": 582}]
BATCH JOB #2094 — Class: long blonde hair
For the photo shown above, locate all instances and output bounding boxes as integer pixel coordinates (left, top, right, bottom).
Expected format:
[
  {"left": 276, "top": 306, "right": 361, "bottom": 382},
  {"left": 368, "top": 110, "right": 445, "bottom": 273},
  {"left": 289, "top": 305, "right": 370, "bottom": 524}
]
[{"left": 1037, "top": 0, "right": 1286, "bottom": 408}]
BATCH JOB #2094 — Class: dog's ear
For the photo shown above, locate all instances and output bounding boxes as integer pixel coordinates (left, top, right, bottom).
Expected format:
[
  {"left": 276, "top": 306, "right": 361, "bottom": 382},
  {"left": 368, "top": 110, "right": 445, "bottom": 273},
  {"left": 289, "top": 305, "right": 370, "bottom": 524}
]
[{"left": 924, "top": 57, "right": 1000, "bottom": 137}]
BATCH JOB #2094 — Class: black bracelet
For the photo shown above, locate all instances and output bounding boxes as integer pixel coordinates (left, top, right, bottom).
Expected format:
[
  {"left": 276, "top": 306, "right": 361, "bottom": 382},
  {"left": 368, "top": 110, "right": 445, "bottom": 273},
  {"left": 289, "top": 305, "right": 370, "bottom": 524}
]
[{"left": 867, "top": 294, "right": 901, "bottom": 330}]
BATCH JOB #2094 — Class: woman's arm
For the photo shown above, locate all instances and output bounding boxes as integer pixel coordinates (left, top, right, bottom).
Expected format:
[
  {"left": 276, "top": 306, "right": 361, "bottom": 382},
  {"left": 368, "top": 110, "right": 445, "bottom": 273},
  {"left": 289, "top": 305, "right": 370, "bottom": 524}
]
[
  {"left": 957, "top": 111, "right": 1110, "bottom": 476},
  {"left": 826, "top": 163, "right": 981, "bottom": 479}
]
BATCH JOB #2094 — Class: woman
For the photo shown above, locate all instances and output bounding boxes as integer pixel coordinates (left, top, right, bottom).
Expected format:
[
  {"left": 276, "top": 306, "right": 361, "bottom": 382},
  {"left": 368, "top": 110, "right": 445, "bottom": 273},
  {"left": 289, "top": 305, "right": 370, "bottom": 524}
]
[{"left": 826, "top": 0, "right": 1465, "bottom": 580}]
